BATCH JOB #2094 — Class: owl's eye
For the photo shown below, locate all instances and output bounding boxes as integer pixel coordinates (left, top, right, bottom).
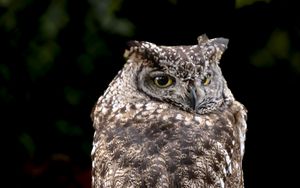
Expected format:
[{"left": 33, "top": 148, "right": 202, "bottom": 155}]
[
  {"left": 202, "top": 74, "right": 211, "bottom": 86},
  {"left": 153, "top": 75, "right": 173, "bottom": 88}
]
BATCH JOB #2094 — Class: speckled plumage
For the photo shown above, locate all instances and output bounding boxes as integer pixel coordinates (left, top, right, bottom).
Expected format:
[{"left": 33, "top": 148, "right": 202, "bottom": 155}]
[{"left": 91, "top": 34, "right": 247, "bottom": 188}]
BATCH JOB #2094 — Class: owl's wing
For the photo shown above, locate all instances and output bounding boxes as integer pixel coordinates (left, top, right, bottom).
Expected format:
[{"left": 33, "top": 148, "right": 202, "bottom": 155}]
[
  {"left": 92, "top": 102, "right": 246, "bottom": 188},
  {"left": 231, "top": 101, "right": 247, "bottom": 158}
]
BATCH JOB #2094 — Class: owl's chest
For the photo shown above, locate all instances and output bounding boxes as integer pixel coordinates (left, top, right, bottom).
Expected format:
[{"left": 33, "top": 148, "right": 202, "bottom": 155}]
[
  {"left": 96, "top": 101, "right": 237, "bottom": 157},
  {"left": 93, "top": 101, "right": 243, "bottom": 187}
]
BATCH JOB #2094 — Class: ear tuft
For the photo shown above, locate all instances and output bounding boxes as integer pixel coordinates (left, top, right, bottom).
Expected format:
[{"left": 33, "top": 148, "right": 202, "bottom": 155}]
[
  {"left": 197, "top": 34, "right": 209, "bottom": 45},
  {"left": 124, "top": 41, "right": 141, "bottom": 59},
  {"left": 203, "top": 37, "right": 229, "bottom": 63},
  {"left": 211, "top": 37, "right": 229, "bottom": 52}
]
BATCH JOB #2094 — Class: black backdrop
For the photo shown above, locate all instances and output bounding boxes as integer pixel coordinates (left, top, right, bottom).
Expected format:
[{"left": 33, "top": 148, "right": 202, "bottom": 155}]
[{"left": 1, "top": 0, "right": 299, "bottom": 187}]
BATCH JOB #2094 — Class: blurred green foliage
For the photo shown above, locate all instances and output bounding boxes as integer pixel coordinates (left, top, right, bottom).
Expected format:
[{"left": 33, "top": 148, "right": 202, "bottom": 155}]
[
  {"left": 88, "top": 0, "right": 134, "bottom": 36},
  {"left": 251, "top": 29, "right": 290, "bottom": 67},
  {"left": 19, "top": 133, "right": 36, "bottom": 158},
  {"left": 0, "top": 0, "right": 135, "bottom": 187},
  {"left": 0, "top": 0, "right": 299, "bottom": 187},
  {"left": 251, "top": 29, "right": 300, "bottom": 70},
  {"left": 236, "top": 0, "right": 272, "bottom": 8}
]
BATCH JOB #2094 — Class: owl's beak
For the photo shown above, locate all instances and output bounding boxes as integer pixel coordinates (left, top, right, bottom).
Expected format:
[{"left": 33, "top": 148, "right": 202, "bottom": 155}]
[
  {"left": 189, "top": 80, "right": 205, "bottom": 111},
  {"left": 189, "top": 87, "right": 197, "bottom": 110}
]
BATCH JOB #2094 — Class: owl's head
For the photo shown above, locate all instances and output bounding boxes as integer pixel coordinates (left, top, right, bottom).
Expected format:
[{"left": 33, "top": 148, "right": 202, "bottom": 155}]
[{"left": 123, "top": 34, "right": 234, "bottom": 114}]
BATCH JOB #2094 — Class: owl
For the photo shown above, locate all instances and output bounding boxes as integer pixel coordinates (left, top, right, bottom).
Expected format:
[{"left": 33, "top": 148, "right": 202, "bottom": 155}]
[{"left": 91, "top": 34, "right": 247, "bottom": 188}]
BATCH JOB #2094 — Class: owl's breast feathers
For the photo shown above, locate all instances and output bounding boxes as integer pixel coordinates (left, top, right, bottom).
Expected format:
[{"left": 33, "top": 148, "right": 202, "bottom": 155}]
[{"left": 92, "top": 100, "right": 247, "bottom": 188}]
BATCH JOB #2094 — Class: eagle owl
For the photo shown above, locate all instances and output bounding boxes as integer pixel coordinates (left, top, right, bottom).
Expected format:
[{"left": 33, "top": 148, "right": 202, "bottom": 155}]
[{"left": 91, "top": 34, "right": 247, "bottom": 188}]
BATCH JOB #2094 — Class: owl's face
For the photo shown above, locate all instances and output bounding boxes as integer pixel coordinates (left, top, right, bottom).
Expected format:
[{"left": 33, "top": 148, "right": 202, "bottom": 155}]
[{"left": 125, "top": 35, "right": 232, "bottom": 114}]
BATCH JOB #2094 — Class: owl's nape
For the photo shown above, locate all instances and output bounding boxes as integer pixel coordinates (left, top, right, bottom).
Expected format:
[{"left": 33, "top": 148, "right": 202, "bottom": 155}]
[{"left": 92, "top": 34, "right": 247, "bottom": 188}]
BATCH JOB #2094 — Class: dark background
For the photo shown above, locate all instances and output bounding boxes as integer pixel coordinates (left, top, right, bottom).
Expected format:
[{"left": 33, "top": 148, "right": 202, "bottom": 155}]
[{"left": 1, "top": 0, "right": 299, "bottom": 187}]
